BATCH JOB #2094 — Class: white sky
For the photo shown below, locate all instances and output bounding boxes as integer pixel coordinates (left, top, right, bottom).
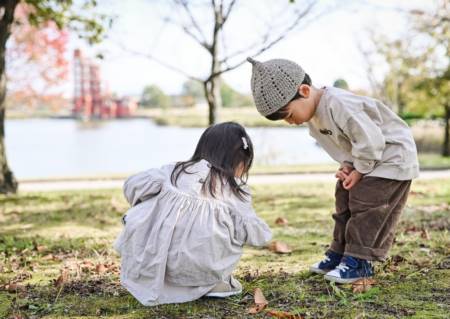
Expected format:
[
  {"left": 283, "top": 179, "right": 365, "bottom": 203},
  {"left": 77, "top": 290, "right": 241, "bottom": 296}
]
[{"left": 69, "top": 0, "right": 433, "bottom": 97}]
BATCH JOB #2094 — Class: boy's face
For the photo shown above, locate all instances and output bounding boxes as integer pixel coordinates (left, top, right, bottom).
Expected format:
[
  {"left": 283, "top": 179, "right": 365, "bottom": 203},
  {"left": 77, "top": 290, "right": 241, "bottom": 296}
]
[{"left": 283, "top": 84, "right": 316, "bottom": 125}]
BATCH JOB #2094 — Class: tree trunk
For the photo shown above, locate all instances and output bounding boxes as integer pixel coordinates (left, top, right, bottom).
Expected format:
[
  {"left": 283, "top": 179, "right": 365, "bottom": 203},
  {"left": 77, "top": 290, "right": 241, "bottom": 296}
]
[
  {"left": 0, "top": 0, "right": 19, "bottom": 194},
  {"left": 443, "top": 103, "right": 450, "bottom": 157},
  {"left": 203, "top": 76, "right": 222, "bottom": 125},
  {"left": 202, "top": 3, "right": 223, "bottom": 126}
]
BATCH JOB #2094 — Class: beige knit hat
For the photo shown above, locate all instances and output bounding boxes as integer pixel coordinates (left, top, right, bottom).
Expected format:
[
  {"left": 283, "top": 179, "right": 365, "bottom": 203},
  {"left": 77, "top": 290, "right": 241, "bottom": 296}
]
[{"left": 247, "top": 57, "right": 306, "bottom": 116}]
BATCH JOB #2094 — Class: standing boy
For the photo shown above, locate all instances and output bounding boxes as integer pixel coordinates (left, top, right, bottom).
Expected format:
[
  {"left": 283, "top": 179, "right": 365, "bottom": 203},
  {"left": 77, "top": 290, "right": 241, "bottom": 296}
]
[{"left": 247, "top": 57, "right": 419, "bottom": 283}]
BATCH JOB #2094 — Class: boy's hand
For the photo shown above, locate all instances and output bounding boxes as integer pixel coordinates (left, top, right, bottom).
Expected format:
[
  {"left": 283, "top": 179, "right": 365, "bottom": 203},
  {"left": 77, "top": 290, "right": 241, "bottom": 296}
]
[
  {"left": 343, "top": 170, "right": 363, "bottom": 190},
  {"left": 335, "top": 166, "right": 353, "bottom": 181}
]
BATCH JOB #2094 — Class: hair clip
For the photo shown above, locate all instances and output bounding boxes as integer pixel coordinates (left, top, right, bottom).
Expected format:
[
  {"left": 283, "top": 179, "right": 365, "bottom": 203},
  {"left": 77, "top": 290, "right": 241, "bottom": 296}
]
[{"left": 241, "top": 137, "right": 249, "bottom": 150}]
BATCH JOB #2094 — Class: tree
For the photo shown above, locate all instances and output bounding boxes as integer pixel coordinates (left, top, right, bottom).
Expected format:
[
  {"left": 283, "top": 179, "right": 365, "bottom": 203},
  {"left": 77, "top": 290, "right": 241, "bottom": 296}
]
[
  {"left": 361, "top": 1, "right": 449, "bottom": 155},
  {"left": 220, "top": 82, "right": 251, "bottom": 108},
  {"left": 140, "top": 85, "right": 171, "bottom": 108},
  {"left": 333, "top": 79, "right": 349, "bottom": 90},
  {"left": 136, "top": 0, "right": 327, "bottom": 125},
  {"left": 358, "top": 30, "right": 427, "bottom": 115},
  {"left": 0, "top": 0, "right": 109, "bottom": 194},
  {"left": 6, "top": 4, "right": 69, "bottom": 110},
  {"left": 181, "top": 79, "right": 204, "bottom": 103},
  {"left": 409, "top": 0, "right": 449, "bottom": 156}
]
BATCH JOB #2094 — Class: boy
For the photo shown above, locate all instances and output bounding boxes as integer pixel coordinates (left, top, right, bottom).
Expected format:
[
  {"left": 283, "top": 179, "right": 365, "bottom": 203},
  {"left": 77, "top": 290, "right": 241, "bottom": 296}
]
[{"left": 247, "top": 57, "right": 419, "bottom": 283}]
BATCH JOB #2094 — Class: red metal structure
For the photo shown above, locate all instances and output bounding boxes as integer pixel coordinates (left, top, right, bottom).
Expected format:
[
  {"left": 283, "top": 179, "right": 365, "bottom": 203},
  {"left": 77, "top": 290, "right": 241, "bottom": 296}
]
[{"left": 73, "top": 49, "right": 136, "bottom": 119}]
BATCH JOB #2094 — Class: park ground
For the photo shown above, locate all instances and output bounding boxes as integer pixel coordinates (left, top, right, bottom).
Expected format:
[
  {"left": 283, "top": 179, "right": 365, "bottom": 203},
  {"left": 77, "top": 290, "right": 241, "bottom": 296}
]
[{"left": 0, "top": 176, "right": 449, "bottom": 318}]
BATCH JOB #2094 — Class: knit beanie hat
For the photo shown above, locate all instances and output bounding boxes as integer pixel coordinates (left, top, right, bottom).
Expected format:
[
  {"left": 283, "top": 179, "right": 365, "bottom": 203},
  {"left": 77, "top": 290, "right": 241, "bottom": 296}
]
[{"left": 247, "top": 57, "right": 306, "bottom": 116}]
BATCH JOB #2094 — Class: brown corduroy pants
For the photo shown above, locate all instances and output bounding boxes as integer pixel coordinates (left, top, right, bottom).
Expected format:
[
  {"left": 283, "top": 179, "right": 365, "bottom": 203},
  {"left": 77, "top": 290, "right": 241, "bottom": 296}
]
[{"left": 329, "top": 176, "right": 411, "bottom": 261}]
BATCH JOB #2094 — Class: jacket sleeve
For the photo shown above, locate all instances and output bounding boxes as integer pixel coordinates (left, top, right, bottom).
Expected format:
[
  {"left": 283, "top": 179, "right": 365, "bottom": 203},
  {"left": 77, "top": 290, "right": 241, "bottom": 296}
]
[
  {"left": 229, "top": 187, "right": 272, "bottom": 247},
  {"left": 341, "top": 112, "right": 385, "bottom": 174},
  {"left": 123, "top": 165, "right": 171, "bottom": 206}
]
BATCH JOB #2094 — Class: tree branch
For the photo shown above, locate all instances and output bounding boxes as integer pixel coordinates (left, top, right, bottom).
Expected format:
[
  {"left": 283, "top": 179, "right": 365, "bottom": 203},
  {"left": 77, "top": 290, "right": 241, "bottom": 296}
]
[
  {"left": 172, "top": 0, "right": 210, "bottom": 50},
  {"left": 115, "top": 40, "right": 203, "bottom": 82},
  {"left": 211, "top": 1, "right": 317, "bottom": 80},
  {"left": 173, "top": 0, "right": 208, "bottom": 45},
  {"left": 219, "top": 1, "right": 316, "bottom": 65},
  {"left": 222, "top": 0, "right": 237, "bottom": 26}
]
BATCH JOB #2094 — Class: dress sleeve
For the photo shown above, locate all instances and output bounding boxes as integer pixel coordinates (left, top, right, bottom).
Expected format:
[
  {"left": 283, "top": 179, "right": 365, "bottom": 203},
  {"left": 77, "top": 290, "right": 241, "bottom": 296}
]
[
  {"left": 123, "top": 164, "right": 172, "bottom": 206},
  {"left": 341, "top": 112, "right": 386, "bottom": 175},
  {"left": 228, "top": 187, "right": 272, "bottom": 247}
]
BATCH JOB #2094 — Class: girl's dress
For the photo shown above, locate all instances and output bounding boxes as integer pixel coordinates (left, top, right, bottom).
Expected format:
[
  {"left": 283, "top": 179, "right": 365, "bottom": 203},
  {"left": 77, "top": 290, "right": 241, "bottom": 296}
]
[{"left": 113, "top": 159, "right": 272, "bottom": 306}]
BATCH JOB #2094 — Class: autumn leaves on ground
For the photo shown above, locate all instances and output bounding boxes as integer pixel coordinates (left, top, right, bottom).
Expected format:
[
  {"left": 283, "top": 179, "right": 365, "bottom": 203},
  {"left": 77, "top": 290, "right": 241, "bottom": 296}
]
[{"left": 0, "top": 179, "right": 449, "bottom": 318}]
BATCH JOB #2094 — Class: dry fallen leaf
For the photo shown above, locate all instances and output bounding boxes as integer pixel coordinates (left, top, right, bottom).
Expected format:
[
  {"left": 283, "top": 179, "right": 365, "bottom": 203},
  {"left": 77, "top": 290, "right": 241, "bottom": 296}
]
[
  {"left": 352, "top": 278, "right": 376, "bottom": 293},
  {"left": 254, "top": 287, "right": 267, "bottom": 304},
  {"left": 275, "top": 217, "right": 289, "bottom": 226},
  {"left": 248, "top": 303, "right": 267, "bottom": 314},
  {"left": 95, "top": 263, "right": 107, "bottom": 274},
  {"left": 36, "top": 245, "right": 47, "bottom": 252},
  {"left": 42, "top": 254, "right": 54, "bottom": 260},
  {"left": 420, "top": 228, "right": 430, "bottom": 240},
  {"left": 266, "top": 310, "right": 305, "bottom": 319},
  {"left": 268, "top": 241, "right": 292, "bottom": 254},
  {"left": 5, "top": 283, "right": 26, "bottom": 293},
  {"left": 55, "top": 269, "right": 69, "bottom": 288},
  {"left": 247, "top": 288, "right": 268, "bottom": 314}
]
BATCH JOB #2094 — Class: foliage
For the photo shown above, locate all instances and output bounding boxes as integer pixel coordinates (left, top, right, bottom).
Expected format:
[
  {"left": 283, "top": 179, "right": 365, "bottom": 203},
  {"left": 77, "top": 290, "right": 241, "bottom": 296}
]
[
  {"left": 332, "top": 79, "right": 349, "bottom": 90},
  {"left": 140, "top": 84, "right": 171, "bottom": 109},
  {"left": 182, "top": 79, "right": 204, "bottom": 103},
  {"left": 6, "top": 4, "right": 69, "bottom": 109},
  {"left": 220, "top": 82, "right": 252, "bottom": 108}
]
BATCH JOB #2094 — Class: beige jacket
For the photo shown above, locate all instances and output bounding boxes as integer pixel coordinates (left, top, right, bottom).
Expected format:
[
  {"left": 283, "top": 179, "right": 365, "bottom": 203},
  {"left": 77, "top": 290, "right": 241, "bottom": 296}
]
[
  {"left": 308, "top": 87, "right": 419, "bottom": 180},
  {"left": 113, "top": 160, "right": 272, "bottom": 306}
]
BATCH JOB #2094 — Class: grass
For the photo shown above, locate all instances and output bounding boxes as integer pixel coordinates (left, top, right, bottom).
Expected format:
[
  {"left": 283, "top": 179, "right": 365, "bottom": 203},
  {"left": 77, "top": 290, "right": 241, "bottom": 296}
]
[
  {"left": 136, "top": 107, "right": 291, "bottom": 128},
  {"left": 418, "top": 153, "right": 450, "bottom": 169},
  {"left": 252, "top": 153, "right": 450, "bottom": 175},
  {"left": 0, "top": 179, "right": 449, "bottom": 318}
]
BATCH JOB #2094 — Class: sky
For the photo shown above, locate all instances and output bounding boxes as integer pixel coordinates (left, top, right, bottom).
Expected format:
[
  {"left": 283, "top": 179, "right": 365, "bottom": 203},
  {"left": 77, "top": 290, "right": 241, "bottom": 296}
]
[{"left": 70, "top": 0, "right": 433, "bottom": 98}]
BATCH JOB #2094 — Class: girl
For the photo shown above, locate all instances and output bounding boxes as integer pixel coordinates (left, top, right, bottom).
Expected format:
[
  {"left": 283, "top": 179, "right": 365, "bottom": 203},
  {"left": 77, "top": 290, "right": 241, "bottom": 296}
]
[{"left": 113, "top": 122, "right": 272, "bottom": 306}]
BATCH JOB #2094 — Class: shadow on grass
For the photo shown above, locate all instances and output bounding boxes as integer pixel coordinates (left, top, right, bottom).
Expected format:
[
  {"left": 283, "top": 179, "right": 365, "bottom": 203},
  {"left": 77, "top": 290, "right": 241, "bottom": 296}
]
[{"left": 0, "top": 190, "right": 126, "bottom": 237}]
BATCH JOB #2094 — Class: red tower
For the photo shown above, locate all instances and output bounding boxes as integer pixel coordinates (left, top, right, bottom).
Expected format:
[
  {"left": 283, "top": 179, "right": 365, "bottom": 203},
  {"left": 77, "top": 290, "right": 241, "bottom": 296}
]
[
  {"left": 73, "top": 49, "right": 103, "bottom": 119},
  {"left": 73, "top": 49, "right": 135, "bottom": 119}
]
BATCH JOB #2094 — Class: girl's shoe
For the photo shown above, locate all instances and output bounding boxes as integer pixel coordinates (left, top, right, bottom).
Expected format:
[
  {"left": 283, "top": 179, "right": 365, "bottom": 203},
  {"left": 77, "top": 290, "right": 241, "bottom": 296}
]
[
  {"left": 324, "top": 255, "right": 374, "bottom": 284},
  {"left": 205, "top": 276, "right": 242, "bottom": 298},
  {"left": 309, "top": 251, "right": 343, "bottom": 274}
]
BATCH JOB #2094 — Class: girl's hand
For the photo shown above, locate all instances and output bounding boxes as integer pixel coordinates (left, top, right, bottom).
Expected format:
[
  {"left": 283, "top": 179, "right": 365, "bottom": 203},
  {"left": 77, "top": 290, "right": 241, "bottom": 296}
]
[{"left": 343, "top": 170, "right": 363, "bottom": 190}]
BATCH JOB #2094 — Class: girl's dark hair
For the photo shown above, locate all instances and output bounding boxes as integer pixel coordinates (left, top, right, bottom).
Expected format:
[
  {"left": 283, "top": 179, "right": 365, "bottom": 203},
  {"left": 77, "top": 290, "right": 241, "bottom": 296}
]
[
  {"left": 170, "top": 121, "right": 254, "bottom": 200},
  {"left": 265, "top": 73, "right": 312, "bottom": 121}
]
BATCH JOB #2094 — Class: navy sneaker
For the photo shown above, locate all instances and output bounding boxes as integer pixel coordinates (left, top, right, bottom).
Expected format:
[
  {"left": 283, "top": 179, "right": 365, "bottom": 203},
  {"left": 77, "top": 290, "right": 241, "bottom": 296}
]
[
  {"left": 309, "top": 251, "right": 343, "bottom": 274},
  {"left": 324, "top": 256, "right": 374, "bottom": 284}
]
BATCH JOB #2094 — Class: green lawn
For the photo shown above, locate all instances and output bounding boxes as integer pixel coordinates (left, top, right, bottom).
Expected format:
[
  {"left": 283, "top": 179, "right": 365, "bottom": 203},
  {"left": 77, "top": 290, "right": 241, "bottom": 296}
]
[
  {"left": 251, "top": 153, "right": 450, "bottom": 175},
  {"left": 0, "top": 179, "right": 449, "bottom": 318},
  {"left": 137, "top": 107, "right": 291, "bottom": 128}
]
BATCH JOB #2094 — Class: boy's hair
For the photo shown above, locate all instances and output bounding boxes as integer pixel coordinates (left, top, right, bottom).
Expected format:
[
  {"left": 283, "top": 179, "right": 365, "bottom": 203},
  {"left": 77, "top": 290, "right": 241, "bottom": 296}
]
[
  {"left": 170, "top": 122, "right": 254, "bottom": 200},
  {"left": 265, "top": 73, "right": 312, "bottom": 121}
]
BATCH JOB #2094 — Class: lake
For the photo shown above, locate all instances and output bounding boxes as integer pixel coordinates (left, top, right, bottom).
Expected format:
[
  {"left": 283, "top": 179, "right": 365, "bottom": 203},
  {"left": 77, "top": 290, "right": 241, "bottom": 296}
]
[{"left": 5, "top": 119, "right": 333, "bottom": 179}]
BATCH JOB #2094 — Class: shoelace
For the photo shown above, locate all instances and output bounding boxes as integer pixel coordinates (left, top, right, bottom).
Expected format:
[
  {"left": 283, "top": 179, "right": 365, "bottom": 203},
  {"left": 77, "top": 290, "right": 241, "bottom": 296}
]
[{"left": 336, "top": 262, "right": 349, "bottom": 272}]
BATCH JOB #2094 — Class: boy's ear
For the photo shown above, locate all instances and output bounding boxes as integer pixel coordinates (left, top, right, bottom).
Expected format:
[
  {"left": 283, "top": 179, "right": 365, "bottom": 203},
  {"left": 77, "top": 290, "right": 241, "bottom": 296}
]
[{"left": 298, "top": 84, "right": 311, "bottom": 98}]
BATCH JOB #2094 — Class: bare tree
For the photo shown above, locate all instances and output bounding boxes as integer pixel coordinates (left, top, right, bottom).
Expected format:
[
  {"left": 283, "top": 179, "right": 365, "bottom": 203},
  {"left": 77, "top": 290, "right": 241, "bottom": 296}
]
[
  {"left": 358, "top": 1, "right": 450, "bottom": 155},
  {"left": 134, "top": 0, "right": 323, "bottom": 125}
]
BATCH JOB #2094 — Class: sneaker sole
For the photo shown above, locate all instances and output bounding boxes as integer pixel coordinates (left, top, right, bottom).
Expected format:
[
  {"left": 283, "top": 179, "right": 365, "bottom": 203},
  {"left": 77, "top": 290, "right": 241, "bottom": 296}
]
[
  {"left": 205, "top": 289, "right": 242, "bottom": 298},
  {"left": 309, "top": 266, "right": 330, "bottom": 275},
  {"left": 324, "top": 274, "right": 371, "bottom": 284}
]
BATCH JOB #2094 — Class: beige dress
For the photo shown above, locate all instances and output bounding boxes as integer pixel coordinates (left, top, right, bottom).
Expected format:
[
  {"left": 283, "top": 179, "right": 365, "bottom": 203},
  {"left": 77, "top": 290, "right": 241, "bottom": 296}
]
[{"left": 113, "top": 159, "right": 272, "bottom": 306}]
